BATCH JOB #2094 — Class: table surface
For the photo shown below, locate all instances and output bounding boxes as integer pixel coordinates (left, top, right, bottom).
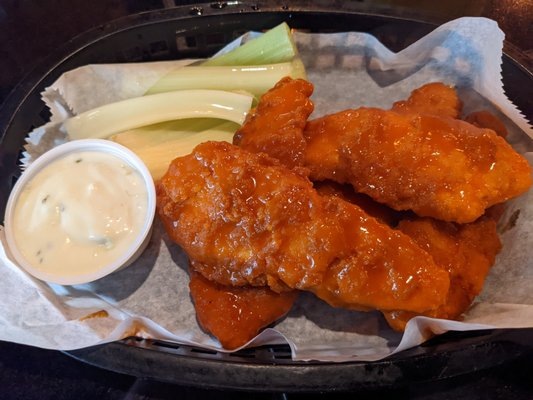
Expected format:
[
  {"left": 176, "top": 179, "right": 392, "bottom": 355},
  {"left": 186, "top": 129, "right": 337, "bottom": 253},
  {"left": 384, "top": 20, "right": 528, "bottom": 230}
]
[{"left": 1, "top": 1, "right": 533, "bottom": 398}]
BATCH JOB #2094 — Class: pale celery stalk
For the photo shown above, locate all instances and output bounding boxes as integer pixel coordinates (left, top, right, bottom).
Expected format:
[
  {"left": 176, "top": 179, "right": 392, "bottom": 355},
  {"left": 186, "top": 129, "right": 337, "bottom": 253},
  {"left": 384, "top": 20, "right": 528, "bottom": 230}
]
[
  {"left": 64, "top": 90, "right": 253, "bottom": 140},
  {"left": 202, "top": 22, "right": 298, "bottom": 66},
  {"left": 144, "top": 22, "right": 304, "bottom": 96},
  {"left": 110, "top": 119, "right": 238, "bottom": 179},
  {"left": 145, "top": 58, "right": 306, "bottom": 96}
]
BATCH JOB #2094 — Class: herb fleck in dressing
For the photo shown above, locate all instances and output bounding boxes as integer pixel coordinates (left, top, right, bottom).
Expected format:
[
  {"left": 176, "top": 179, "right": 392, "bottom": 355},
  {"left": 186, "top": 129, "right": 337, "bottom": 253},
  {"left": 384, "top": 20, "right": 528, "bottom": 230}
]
[{"left": 12, "top": 151, "right": 148, "bottom": 277}]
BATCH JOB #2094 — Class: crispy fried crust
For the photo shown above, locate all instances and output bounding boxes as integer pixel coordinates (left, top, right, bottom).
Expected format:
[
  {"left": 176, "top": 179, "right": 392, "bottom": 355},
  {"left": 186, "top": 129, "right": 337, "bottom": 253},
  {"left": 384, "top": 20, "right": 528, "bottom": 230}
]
[
  {"left": 392, "top": 82, "right": 462, "bottom": 118},
  {"left": 383, "top": 217, "right": 502, "bottom": 330},
  {"left": 157, "top": 141, "right": 449, "bottom": 313},
  {"left": 157, "top": 78, "right": 527, "bottom": 343},
  {"left": 189, "top": 268, "right": 298, "bottom": 349},
  {"left": 233, "top": 77, "right": 314, "bottom": 170},
  {"left": 304, "top": 108, "right": 531, "bottom": 223}
]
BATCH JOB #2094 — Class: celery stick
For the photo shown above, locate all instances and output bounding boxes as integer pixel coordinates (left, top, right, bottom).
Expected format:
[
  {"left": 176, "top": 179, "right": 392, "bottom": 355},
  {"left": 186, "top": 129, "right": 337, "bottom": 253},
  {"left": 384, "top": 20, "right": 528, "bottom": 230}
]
[
  {"left": 202, "top": 22, "right": 297, "bottom": 66},
  {"left": 144, "top": 22, "right": 304, "bottom": 96},
  {"left": 64, "top": 90, "right": 253, "bottom": 140},
  {"left": 145, "top": 58, "right": 306, "bottom": 96},
  {"left": 110, "top": 119, "right": 238, "bottom": 179}
]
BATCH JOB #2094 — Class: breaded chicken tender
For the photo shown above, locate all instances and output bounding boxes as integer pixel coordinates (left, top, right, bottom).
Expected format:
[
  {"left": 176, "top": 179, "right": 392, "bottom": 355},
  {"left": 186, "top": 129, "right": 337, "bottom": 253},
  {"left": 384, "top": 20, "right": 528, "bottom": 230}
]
[
  {"left": 465, "top": 110, "right": 509, "bottom": 138},
  {"left": 233, "top": 77, "right": 314, "bottom": 170},
  {"left": 314, "top": 178, "right": 503, "bottom": 331},
  {"left": 157, "top": 141, "right": 449, "bottom": 313},
  {"left": 382, "top": 216, "right": 502, "bottom": 330},
  {"left": 233, "top": 78, "right": 530, "bottom": 223},
  {"left": 189, "top": 268, "right": 297, "bottom": 349},
  {"left": 304, "top": 108, "right": 531, "bottom": 223},
  {"left": 392, "top": 82, "right": 462, "bottom": 118},
  {"left": 314, "top": 180, "right": 405, "bottom": 227}
]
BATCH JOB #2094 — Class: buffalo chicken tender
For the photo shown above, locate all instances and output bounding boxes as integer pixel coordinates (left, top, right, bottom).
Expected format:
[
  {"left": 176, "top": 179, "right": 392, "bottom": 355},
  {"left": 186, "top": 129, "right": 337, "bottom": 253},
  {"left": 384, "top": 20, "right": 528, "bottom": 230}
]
[
  {"left": 233, "top": 77, "right": 314, "bottom": 170},
  {"left": 392, "top": 82, "right": 463, "bottom": 118},
  {"left": 314, "top": 180, "right": 406, "bottom": 227},
  {"left": 464, "top": 110, "right": 509, "bottom": 138},
  {"left": 304, "top": 108, "right": 532, "bottom": 223},
  {"left": 315, "top": 178, "right": 503, "bottom": 331},
  {"left": 383, "top": 216, "right": 502, "bottom": 331},
  {"left": 189, "top": 268, "right": 298, "bottom": 349},
  {"left": 157, "top": 141, "right": 449, "bottom": 313}
]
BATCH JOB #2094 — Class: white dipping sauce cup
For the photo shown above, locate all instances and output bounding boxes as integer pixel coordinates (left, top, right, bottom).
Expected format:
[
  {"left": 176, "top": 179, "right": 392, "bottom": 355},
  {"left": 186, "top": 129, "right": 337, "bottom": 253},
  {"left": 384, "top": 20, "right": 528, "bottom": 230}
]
[{"left": 4, "top": 139, "right": 156, "bottom": 285}]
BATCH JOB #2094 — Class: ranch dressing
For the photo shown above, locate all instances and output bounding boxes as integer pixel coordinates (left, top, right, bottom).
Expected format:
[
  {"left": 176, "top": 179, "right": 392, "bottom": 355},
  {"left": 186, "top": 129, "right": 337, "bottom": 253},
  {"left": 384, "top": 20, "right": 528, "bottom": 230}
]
[{"left": 12, "top": 151, "right": 148, "bottom": 277}]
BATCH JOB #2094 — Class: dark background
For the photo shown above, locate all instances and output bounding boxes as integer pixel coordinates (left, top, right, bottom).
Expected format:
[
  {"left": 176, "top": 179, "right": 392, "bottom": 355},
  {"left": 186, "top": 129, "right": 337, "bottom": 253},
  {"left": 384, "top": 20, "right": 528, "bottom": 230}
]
[
  {"left": 1, "top": 1, "right": 533, "bottom": 399},
  {"left": 1, "top": 0, "right": 532, "bottom": 107}
]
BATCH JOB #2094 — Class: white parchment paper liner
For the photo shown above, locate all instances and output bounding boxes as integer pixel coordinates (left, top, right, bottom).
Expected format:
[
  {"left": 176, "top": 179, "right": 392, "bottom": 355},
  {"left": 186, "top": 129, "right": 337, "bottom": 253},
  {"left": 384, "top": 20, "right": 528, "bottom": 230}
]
[{"left": 2, "top": 17, "right": 532, "bottom": 362}]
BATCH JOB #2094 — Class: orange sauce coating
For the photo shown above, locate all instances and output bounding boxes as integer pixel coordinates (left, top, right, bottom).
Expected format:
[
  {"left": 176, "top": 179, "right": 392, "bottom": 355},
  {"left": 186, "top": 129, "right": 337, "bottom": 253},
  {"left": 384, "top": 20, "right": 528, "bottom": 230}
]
[
  {"left": 189, "top": 269, "right": 297, "bottom": 349},
  {"left": 392, "top": 82, "right": 462, "bottom": 118},
  {"left": 314, "top": 180, "right": 405, "bottom": 227},
  {"left": 234, "top": 77, "right": 314, "bottom": 170},
  {"left": 156, "top": 78, "right": 527, "bottom": 343},
  {"left": 383, "top": 217, "right": 501, "bottom": 330},
  {"left": 304, "top": 108, "right": 531, "bottom": 223},
  {"left": 157, "top": 141, "right": 450, "bottom": 314},
  {"left": 464, "top": 110, "right": 509, "bottom": 138}
]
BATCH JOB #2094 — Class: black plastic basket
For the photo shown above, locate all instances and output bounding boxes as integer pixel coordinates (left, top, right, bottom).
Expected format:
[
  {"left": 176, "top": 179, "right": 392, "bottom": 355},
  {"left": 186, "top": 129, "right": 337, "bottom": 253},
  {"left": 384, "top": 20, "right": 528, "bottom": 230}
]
[{"left": 1, "top": 2, "right": 532, "bottom": 392}]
